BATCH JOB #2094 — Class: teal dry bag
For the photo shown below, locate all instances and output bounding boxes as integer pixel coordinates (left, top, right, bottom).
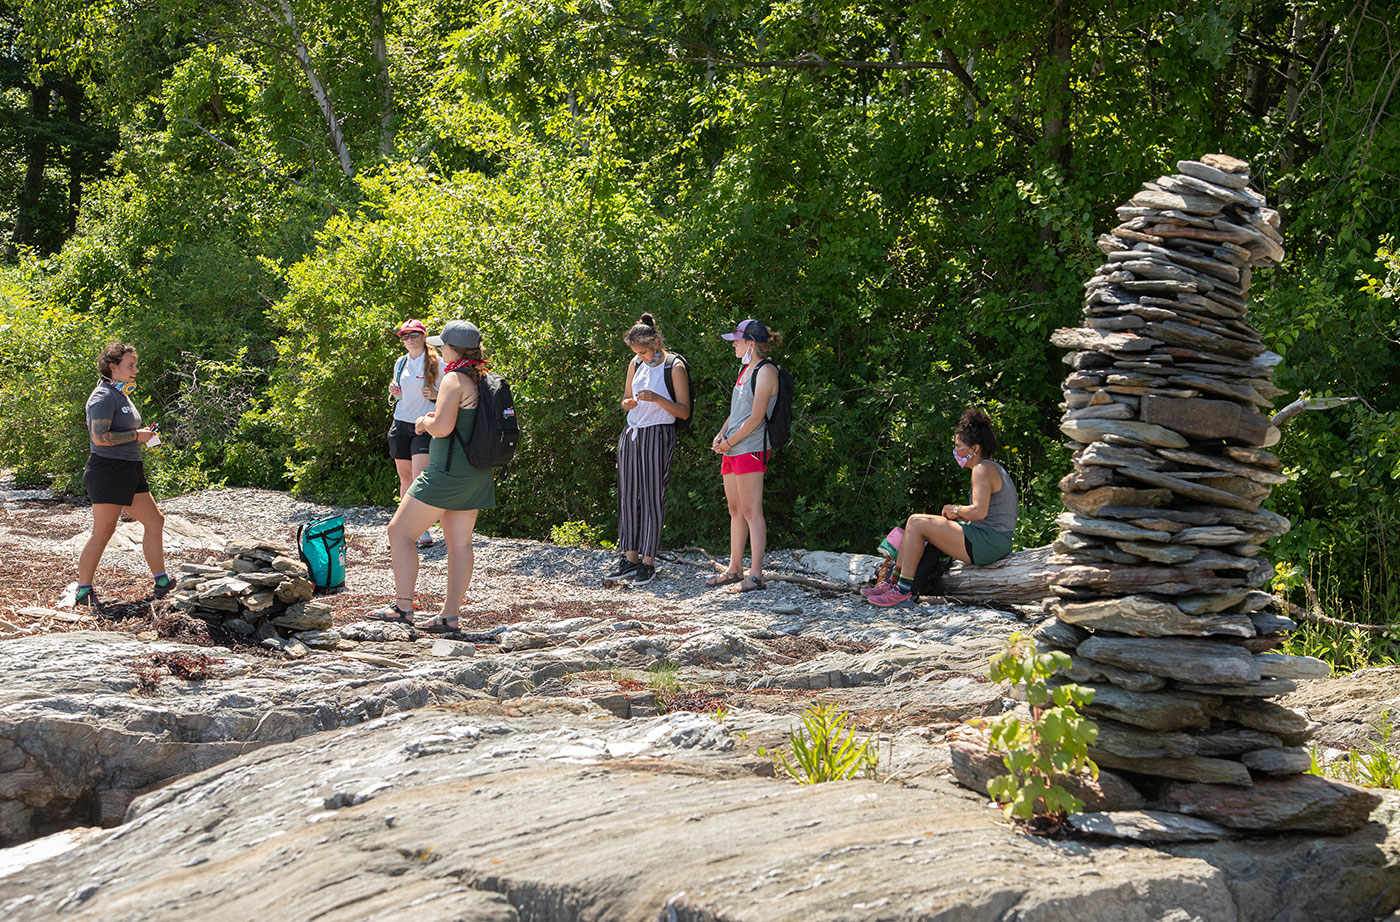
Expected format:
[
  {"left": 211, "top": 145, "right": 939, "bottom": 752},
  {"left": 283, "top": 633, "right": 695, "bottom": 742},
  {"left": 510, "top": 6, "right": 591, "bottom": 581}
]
[{"left": 297, "top": 515, "right": 346, "bottom": 593}]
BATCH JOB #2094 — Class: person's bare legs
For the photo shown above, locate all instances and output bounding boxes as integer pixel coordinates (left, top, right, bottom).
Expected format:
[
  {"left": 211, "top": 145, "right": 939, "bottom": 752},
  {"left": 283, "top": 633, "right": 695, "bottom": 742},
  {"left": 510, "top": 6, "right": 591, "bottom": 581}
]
[
  {"left": 386, "top": 496, "right": 440, "bottom": 610},
  {"left": 897, "top": 513, "right": 971, "bottom": 579},
  {"left": 733, "top": 471, "right": 766, "bottom": 583},
  {"left": 438, "top": 509, "right": 479, "bottom": 621},
  {"left": 394, "top": 457, "right": 416, "bottom": 498},
  {"left": 77, "top": 504, "right": 123, "bottom": 585},
  {"left": 720, "top": 473, "right": 746, "bottom": 577},
  {"left": 125, "top": 492, "right": 166, "bottom": 577}
]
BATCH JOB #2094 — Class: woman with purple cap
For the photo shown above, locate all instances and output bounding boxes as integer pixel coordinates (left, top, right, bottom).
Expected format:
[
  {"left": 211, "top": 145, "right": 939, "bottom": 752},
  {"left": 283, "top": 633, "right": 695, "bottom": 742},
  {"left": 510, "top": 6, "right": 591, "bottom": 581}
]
[
  {"left": 371, "top": 320, "right": 494, "bottom": 632},
  {"left": 865, "top": 408, "right": 1017, "bottom": 606},
  {"left": 706, "top": 318, "right": 782, "bottom": 593},
  {"left": 387, "top": 318, "right": 442, "bottom": 549}
]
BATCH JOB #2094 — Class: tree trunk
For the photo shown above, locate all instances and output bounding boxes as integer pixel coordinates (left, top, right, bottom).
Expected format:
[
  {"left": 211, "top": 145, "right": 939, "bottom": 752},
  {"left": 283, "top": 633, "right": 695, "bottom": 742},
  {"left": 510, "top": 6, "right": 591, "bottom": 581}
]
[
  {"left": 277, "top": 0, "right": 355, "bottom": 177},
  {"left": 371, "top": 0, "right": 394, "bottom": 158},
  {"left": 62, "top": 79, "right": 82, "bottom": 233},
  {"left": 937, "top": 544, "right": 1055, "bottom": 604},
  {"left": 12, "top": 82, "right": 51, "bottom": 251},
  {"left": 1042, "top": 0, "right": 1073, "bottom": 172}
]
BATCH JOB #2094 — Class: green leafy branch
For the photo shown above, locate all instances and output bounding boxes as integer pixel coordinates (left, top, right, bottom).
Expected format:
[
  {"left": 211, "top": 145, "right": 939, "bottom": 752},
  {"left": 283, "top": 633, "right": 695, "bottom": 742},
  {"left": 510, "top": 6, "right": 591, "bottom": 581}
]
[{"left": 971, "top": 632, "right": 1098, "bottom": 821}]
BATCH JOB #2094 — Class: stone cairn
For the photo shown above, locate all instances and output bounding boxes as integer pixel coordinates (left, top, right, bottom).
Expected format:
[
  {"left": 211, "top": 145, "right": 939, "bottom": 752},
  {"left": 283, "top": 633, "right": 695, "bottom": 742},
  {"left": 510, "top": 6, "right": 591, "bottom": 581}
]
[
  {"left": 166, "top": 540, "right": 337, "bottom": 656},
  {"left": 1040, "top": 154, "right": 1377, "bottom": 832}
]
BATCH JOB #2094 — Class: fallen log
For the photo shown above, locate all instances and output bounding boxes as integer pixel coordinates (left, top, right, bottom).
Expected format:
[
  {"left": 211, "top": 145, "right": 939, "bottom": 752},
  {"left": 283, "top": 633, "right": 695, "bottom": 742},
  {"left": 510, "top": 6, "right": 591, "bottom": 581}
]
[{"left": 660, "top": 544, "right": 1057, "bottom": 606}]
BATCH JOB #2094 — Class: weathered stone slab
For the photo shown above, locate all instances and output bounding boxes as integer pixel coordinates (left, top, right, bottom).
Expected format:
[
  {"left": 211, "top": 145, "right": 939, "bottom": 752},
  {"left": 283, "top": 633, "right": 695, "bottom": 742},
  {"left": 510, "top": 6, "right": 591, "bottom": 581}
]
[
  {"left": 1093, "top": 750, "right": 1253, "bottom": 786},
  {"left": 1092, "top": 718, "right": 1198, "bottom": 759},
  {"left": 1254, "top": 653, "right": 1331, "bottom": 680},
  {"left": 1192, "top": 727, "right": 1285, "bottom": 757},
  {"left": 947, "top": 730, "right": 1147, "bottom": 813},
  {"left": 1057, "top": 513, "right": 1171, "bottom": 543},
  {"left": 1118, "top": 465, "right": 1263, "bottom": 512},
  {"left": 1117, "top": 540, "right": 1199, "bottom": 564},
  {"left": 1176, "top": 678, "right": 1297, "bottom": 697},
  {"left": 1052, "top": 327, "right": 1162, "bottom": 352},
  {"left": 1076, "top": 441, "right": 1168, "bottom": 468},
  {"left": 1051, "top": 564, "right": 1243, "bottom": 595},
  {"left": 1070, "top": 810, "right": 1234, "bottom": 842},
  {"left": 1078, "top": 636, "right": 1261, "bottom": 684},
  {"left": 1062, "top": 418, "right": 1190, "bottom": 448},
  {"left": 1174, "top": 526, "right": 1252, "bottom": 546},
  {"left": 1062, "top": 486, "right": 1172, "bottom": 515},
  {"left": 1159, "top": 774, "right": 1381, "bottom": 834},
  {"left": 1241, "top": 747, "right": 1311, "bottom": 774},
  {"left": 1215, "top": 699, "right": 1311, "bottom": 741},
  {"left": 1140, "top": 394, "right": 1270, "bottom": 444},
  {"left": 1055, "top": 596, "right": 1253, "bottom": 638},
  {"left": 1082, "top": 683, "right": 1220, "bottom": 730},
  {"left": 1178, "top": 159, "right": 1252, "bottom": 188},
  {"left": 1065, "top": 655, "right": 1168, "bottom": 692}
]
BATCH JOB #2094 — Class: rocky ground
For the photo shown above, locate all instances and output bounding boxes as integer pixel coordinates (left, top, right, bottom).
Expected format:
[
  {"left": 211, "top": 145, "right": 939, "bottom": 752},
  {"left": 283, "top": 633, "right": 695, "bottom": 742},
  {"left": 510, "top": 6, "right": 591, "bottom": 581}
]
[{"left": 2, "top": 482, "right": 1399, "bottom": 921}]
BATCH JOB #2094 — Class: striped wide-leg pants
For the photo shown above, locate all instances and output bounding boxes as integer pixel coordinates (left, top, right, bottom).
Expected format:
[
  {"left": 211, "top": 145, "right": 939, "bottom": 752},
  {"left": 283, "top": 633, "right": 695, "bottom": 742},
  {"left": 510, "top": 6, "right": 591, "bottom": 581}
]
[{"left": 616, "top": 424, "right": 677, "bottom": 559}]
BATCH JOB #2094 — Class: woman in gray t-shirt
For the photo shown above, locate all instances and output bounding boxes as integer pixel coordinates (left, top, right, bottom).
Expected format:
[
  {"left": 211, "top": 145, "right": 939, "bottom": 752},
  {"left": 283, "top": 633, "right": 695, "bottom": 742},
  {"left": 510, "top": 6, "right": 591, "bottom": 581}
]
[
  {"left": 71, "top": 343, "right": 169, "bottom": 610},
  {"left": 866, "top": 407, "right": 1018, "bottom": 606}
]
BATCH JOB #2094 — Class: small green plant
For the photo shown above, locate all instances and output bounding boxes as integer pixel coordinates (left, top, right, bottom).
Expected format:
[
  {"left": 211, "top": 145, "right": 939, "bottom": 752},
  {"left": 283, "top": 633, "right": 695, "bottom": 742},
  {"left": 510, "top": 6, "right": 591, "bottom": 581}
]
[
  {"left": 711, "top": 703, "right": 728, "bottom": 723},
  {"left": 1308, "top": 709, "right": 1400, "bottom": 789},
  {"left": 646, "top": 659, "right": 680, "bottom": 693},
  {"left": 760, "top": 702, "right": 878, "bottom": 784},
  {"left": 550, "top": 520, "right": 608, "bottom": 548},
  {"left": 971, "top": 632, "right": 1099, "bottom": 821}
]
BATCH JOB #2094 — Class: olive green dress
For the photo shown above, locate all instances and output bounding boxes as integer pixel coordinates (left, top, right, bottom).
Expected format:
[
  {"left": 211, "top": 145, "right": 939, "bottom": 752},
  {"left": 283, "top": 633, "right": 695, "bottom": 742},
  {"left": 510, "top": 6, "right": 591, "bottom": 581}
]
[{"left": 407, "top": 407, "right": 496, "bottom": 511}]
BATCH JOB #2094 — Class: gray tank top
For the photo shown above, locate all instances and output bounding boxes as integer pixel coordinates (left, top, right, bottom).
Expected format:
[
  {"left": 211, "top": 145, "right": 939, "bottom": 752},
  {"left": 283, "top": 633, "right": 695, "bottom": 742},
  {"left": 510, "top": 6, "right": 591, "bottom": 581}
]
[
  {"left": 724, "top": 362, "right": 778, "bottom": 455},
  {"left": 979, "top": 460, "right": 1018, "bottom": 534}
]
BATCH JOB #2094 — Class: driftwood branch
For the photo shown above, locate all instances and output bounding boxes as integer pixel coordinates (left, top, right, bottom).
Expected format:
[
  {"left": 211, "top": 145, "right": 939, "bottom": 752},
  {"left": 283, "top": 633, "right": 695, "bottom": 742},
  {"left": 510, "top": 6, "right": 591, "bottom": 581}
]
[
  {"left": 175, "top": 117, "right": 306, "bottom": 188},
  {"left": 1271, "top": 394, "right": 1360, "bottom": 426},
  {"left": 1281, "top": 575, "right": 1393, "bottom": 633},
  {"left": 670, "top": 53, "right": 953, "bottom": 73}
]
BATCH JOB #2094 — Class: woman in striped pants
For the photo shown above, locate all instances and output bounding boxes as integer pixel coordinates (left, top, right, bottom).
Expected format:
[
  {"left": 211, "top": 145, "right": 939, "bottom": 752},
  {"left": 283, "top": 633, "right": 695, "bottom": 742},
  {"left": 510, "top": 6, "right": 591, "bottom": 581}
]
[{"left": 607, "top": 314, "right": 691, "bottom": 586}]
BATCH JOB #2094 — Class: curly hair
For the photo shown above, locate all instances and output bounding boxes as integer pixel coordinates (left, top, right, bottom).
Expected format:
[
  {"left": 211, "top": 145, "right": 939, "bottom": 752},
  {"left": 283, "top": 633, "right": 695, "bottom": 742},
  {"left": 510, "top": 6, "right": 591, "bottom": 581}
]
[
  {"left": 624, "top": 313, "right": 665, "bottom": 352},
  {"left": 956, "top": 407, "right": 998, "bottom": 458},
  {"left": 98, "top": 342, "right": 135, "bottom": 378}
]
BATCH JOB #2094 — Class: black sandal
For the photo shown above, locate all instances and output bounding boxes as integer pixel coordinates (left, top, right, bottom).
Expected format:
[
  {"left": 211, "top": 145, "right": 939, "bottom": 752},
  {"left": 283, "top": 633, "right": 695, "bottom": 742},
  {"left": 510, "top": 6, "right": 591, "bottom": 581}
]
[
  {"left": 737, "top": 576, "right": 766, "bottom": 593},
  {"left": 706, "top": 571, "right": 745, "bottom": 588},
  {"left": 367, "top": 603, "right": 415, "bottom": 626},
  {"left": 420, "top": 615, "right": 461, "bottom": 634}
]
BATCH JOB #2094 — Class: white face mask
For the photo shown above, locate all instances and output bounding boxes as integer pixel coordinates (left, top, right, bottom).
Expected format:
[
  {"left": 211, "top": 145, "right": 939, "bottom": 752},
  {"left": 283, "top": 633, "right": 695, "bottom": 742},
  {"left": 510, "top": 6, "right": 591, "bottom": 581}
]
[{"left": 739, "top": 345, "right": 753, "bottom": 366}]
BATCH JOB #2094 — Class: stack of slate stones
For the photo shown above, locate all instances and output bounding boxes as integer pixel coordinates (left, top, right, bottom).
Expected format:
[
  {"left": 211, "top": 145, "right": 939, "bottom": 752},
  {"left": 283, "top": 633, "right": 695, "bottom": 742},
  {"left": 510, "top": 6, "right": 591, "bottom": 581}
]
[
  {"left": 166, "top": 539, "right": 337, "bottom": 655},
  {"left": 1040, "top": 155, "right": 1359, "bottom": 825}
]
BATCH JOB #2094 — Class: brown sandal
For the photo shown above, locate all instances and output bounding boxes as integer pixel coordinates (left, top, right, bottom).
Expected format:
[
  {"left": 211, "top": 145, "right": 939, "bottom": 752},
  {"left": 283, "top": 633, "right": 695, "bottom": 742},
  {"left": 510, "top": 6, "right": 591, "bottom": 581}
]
[{"left": 706, "top": 571, "right": 744, "bottom": 588}]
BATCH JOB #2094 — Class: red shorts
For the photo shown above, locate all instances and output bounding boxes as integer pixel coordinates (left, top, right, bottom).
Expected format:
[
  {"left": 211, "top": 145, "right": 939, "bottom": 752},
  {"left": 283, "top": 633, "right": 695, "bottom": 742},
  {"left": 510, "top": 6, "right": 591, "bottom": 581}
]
[{"left": 721, "top": 450, "right": 769, "bottom": 475}]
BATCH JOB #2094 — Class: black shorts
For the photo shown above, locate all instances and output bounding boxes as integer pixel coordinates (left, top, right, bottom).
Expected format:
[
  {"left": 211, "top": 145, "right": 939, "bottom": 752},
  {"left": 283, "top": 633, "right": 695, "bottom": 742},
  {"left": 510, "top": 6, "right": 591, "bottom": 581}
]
[
  {"left": 85, "top": 455, "right": 150, "bottom": 506},
  {"left": 388, "top": 420, "right": 431, "bottom": 459}
]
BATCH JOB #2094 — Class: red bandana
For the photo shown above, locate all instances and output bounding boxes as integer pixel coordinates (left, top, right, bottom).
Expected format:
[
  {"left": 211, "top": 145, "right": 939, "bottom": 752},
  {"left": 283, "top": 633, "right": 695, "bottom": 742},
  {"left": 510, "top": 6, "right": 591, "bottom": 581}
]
[{"left": 444, "top": 358, "right": 485, "bottom": 374}]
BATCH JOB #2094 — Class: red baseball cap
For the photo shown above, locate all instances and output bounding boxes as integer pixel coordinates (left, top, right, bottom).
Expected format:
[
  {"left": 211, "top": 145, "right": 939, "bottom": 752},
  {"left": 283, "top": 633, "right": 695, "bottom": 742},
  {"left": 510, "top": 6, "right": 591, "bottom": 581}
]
[{"left": 396, "top": 319, "right": 427, "bottom": 337}]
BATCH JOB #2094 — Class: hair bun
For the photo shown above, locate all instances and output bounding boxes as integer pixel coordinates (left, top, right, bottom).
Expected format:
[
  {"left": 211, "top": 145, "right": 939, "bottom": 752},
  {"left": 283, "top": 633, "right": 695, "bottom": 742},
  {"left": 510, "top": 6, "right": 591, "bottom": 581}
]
[{"left": 638, "top": 313, "right": 657, "bottom": 328}]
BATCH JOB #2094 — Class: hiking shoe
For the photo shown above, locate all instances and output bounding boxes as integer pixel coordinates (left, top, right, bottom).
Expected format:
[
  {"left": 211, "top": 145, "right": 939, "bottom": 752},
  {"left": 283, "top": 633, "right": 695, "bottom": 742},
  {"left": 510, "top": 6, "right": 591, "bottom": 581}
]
[
  {"left": 151, "top": 575, "right": 174, "bottom": 600},
  {"left": 860, "top": 578, "right": 896, "bottom": 598},
  {"left": 72, "top": 585, "right": 100, "bottom": 609},
  {"left": 417, "top": 531, "right": 435, "bottom": 549},
  {"left": 868, "top": 586, "right": 912, "bottom": 607},
  {"left": 606, "top": 556, "right": 639, "bottom": 579},
  {"left": 628, "top": 562, "right": 656, "bottom": 586}
]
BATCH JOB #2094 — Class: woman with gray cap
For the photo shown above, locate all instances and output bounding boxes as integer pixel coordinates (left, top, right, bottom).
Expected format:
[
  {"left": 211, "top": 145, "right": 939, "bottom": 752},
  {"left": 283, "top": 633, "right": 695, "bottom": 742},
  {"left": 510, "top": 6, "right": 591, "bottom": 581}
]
[
  {"left": 707, "top": 319, "right": 782, "bottom": 593},
  {"left": 371, "top": 320, "right": 494, "bottom": 632}
]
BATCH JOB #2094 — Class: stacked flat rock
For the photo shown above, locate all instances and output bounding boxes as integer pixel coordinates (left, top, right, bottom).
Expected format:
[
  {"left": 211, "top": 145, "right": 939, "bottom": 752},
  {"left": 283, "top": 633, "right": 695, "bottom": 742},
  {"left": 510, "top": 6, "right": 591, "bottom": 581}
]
[
  {"left": 1042, "top": 156, "right": 1373, "bottom": 833},
  {"left": 166, "top": 539, "right": 337, "bottom": 656}
]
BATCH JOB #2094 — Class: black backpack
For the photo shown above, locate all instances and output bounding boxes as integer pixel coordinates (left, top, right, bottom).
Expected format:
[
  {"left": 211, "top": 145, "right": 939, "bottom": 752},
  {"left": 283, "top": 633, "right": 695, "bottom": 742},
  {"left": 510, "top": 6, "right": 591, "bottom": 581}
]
[
  {"left": 446, "top": 370, "right": 519, "bottom": 470},
  {"left": 911, "top": 543, "right": 951, "bottom": 601},
  {"left": 661, "top": 352, "right": 692, "bottom": 432},
  {"left": 750, "top": 357, "right": 795, "bottom": 451}
]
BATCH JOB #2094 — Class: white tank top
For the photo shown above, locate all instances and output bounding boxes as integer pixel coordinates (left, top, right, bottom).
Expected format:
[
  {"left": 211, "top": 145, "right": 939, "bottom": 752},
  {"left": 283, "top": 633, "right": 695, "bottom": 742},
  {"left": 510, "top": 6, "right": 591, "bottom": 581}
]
[{"left": 625, "top": 357, "right": 675, "bottom": 432}]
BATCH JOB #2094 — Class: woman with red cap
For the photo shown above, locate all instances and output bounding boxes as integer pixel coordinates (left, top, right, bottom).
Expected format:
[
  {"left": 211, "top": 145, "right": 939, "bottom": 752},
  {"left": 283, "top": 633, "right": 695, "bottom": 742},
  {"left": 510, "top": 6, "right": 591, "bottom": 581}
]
[
  {"left": 707, "top": 319, "right": 782, "bottom": 593},
  {"left": 387, "top": 319, "right": 441, "bottom": 549}
]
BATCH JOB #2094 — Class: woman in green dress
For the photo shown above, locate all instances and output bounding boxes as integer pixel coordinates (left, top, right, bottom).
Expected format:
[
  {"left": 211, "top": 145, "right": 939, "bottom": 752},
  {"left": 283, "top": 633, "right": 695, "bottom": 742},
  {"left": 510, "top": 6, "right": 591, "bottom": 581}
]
[{"left": 370, "top": 320, "right": 495, "bottom": 632}]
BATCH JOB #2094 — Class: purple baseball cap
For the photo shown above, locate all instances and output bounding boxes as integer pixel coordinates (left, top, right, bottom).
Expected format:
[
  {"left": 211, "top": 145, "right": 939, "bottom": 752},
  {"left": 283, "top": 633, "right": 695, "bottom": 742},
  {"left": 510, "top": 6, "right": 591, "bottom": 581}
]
[{"left": 720, "top": 319, "right": 770, "bottom": 343}]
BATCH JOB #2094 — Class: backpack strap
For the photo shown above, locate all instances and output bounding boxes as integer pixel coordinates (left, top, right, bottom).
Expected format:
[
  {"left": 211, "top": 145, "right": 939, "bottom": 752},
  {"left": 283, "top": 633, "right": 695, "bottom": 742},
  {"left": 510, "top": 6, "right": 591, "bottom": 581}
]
[
  {"left": 662, "top": 353, "right": 689, "bottom": 421},
  {"left": 749, "top": 358, "right": 775, "bottom": 453},
  {"left": 393, "top": 355, "right": 407, "bottom": 388}
]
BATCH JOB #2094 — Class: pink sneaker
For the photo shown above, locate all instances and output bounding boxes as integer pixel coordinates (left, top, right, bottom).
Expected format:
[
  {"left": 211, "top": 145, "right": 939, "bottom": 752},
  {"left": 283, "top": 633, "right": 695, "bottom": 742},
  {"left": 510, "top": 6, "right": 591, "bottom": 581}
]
[
  {"left": 868, "top": 586, "right": 912, "bottom": 607},
  {"left": 860, "top": 578, "right": 895, "bottom": 598}
]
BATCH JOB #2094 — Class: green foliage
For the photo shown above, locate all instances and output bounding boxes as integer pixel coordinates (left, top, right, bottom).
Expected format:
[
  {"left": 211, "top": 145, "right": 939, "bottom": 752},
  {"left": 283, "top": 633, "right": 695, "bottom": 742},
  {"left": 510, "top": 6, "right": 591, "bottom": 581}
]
[
  {"left": 974, "top": 632, "right": 1098, "bottom": 821},
  {"left": 762, "top": 702, "right": 878, "bottom": 784},
  {"left": 1308, "top": 710, "right": 1400, "bottom": 790},
  {"left": 646, "top": 658, "right": 680, "bottom": 694},
  {"left": 550, "top": 519, "right": 608, "bottom": 548}
]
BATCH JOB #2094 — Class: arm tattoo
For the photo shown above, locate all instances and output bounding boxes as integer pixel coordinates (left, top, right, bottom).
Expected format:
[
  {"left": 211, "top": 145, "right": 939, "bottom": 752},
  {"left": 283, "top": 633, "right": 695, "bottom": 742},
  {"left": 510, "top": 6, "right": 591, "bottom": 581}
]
[{"left": 91, "top": 419, "right": 135, "bottom": 446}]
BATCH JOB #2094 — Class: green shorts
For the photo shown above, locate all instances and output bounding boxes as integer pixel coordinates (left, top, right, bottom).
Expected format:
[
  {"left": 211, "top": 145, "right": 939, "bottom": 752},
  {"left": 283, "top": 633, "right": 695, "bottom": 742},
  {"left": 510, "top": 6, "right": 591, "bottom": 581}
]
[{"left": 962, "top": 521, "right": 1013, "bottom": 566}]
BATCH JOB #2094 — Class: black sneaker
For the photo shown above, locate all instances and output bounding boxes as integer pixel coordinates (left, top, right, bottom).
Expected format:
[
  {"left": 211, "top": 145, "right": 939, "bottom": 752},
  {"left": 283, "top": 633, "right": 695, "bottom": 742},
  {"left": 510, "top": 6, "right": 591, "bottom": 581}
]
[
  {"left": 151, "top": 576, "right": 173, "bottom": 600},
  {"left": 629, "top": 562, "right": 656, "bottom": 586},
  {"left": 606, "top": 557, "right": 639, "bottom": 578},
  {"left": 73, "top": 585, "right": 100, "bottom": 609}
]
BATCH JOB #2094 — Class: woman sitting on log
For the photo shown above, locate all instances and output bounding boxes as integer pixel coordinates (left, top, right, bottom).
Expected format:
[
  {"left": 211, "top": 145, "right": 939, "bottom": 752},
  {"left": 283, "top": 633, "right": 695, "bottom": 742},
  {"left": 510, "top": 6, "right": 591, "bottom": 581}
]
[{"left": 865, "top": 408, "right": 1017, "bottom": 606}]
